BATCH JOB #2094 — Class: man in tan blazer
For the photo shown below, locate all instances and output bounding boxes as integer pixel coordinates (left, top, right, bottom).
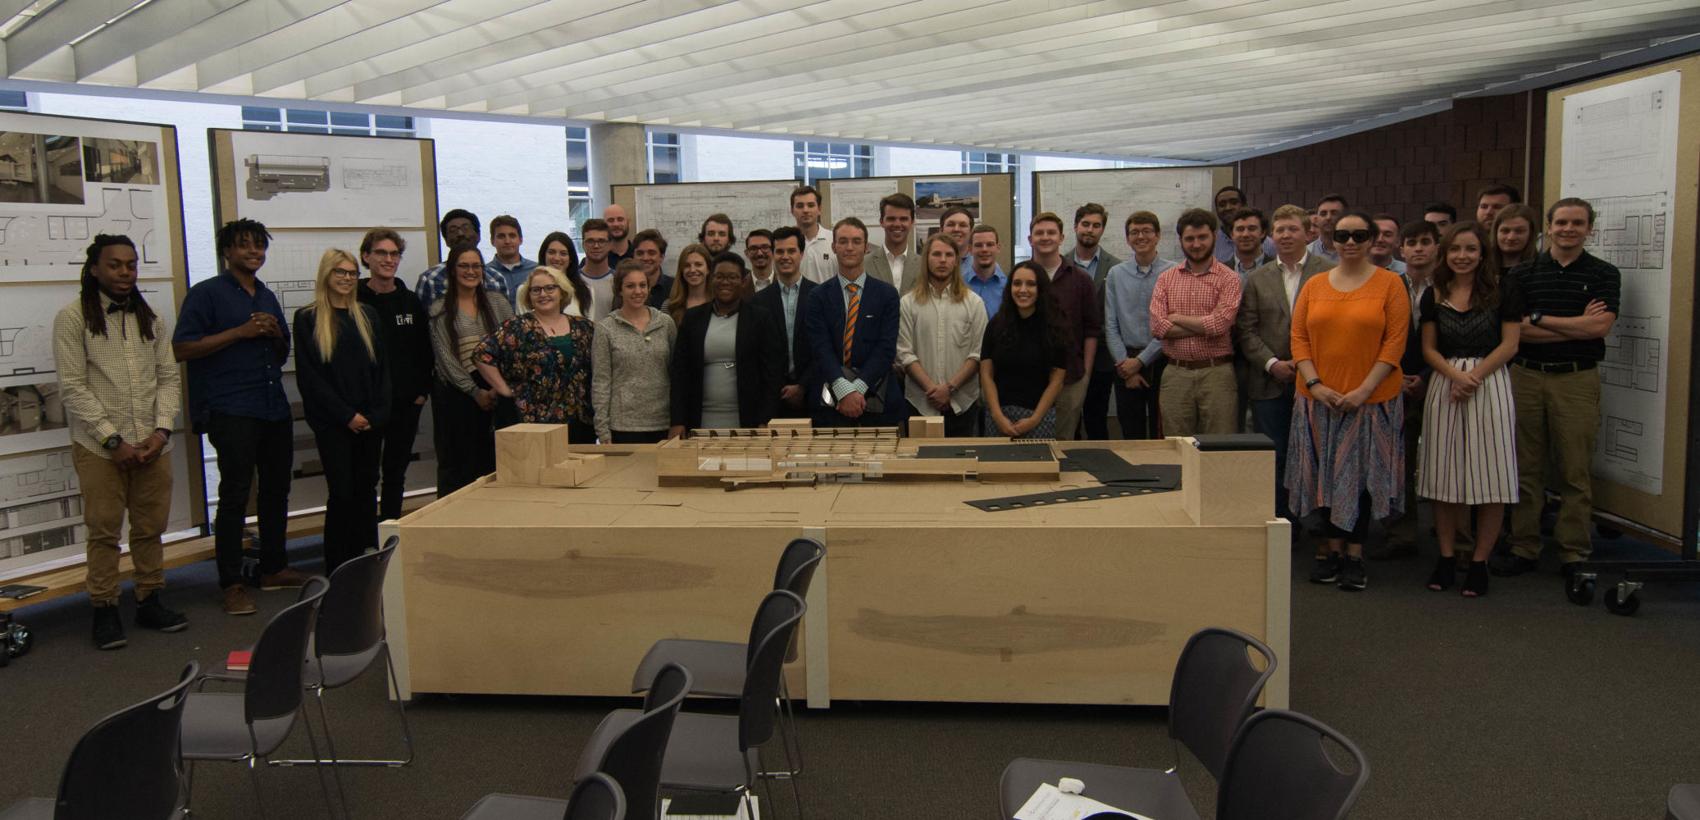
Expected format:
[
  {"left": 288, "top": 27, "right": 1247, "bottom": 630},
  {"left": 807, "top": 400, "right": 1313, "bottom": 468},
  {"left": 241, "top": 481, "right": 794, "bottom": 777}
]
[
  {"left": 863, "top": 193, "right": 918, "bottom": 291},
  {"left": 1236, "top": 203, "right": 1330, "bottom": 523}
]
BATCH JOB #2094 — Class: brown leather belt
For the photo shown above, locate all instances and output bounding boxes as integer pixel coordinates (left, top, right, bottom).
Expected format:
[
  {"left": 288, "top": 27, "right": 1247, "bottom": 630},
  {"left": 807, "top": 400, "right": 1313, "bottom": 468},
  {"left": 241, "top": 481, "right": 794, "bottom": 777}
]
[{"left": 1169, "top": 355, "right": 1233, "bottom": 370}]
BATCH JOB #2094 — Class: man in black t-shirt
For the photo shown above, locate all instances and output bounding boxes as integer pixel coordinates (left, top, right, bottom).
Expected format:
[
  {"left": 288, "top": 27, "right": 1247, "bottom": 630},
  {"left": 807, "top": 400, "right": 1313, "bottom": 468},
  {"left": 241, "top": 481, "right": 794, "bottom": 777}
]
[{"left": 1492, "top": 198, "right": 1620, "bottom": 577}]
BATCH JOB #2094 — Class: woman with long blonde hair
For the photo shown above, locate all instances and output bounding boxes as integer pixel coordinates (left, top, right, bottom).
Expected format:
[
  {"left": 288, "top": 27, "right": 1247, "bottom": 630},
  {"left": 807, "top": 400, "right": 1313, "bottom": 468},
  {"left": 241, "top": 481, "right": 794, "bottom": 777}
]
[
  {"left": 293, "top": 248, "right": 390, "bottom": 574},
  {"left": 665, "top": 243, "right": 714, "bottom": 326}
]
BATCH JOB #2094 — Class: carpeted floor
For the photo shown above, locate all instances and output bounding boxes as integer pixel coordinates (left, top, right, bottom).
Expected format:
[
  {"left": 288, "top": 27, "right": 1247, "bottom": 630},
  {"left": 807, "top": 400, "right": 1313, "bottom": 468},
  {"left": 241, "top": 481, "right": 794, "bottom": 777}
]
[{"left": 2, "top": 526, "right": 1697, "bottom": 819}]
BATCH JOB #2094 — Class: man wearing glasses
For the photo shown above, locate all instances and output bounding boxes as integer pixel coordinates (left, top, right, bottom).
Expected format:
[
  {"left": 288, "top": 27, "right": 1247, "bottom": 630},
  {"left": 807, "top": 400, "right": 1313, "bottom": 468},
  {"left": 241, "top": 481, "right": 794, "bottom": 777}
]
[
  {"left": 579, "top": 218, "right": 617, "bottom": 322},
  {"left": 1104, "top": 211, "right": 1174, "bottom": 439},
  {"left": 414, "top": 208, "right": 504, "bottom": 309},
  {"left": 358, "top": 228, "right": 431, "bottom": 523}
]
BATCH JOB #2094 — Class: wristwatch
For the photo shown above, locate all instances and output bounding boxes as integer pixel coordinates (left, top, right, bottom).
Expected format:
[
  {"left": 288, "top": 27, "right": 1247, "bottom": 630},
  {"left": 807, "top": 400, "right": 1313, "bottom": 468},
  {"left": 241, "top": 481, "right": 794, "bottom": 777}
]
[
  {"left": 1305, "top": 378, "right": 1323, "bottom": 389},
  {"left": 1529, "top": 310, "right": 1544, "bottom": 326},
  {"left": 102, "top": 434, "right": 122, "bottom": 451}
]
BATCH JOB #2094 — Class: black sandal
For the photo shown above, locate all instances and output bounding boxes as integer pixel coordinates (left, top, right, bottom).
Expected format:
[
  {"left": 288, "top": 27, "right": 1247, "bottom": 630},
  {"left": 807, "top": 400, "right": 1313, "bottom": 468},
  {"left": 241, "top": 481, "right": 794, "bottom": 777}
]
[
  {"left": 1463, "top": 561, "right": 1489, "bottom": 598},
  {"left": 1426, "top": 555, "right": 1454, "bottom": 591}
]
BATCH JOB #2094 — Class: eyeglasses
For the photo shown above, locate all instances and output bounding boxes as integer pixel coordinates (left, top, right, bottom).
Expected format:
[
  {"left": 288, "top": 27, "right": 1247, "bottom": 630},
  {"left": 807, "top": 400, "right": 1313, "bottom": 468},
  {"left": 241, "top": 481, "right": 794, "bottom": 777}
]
[
  {"left": 1332, "top": 229, "right": 1375, "bottom": 244},
  {"left": 330, "top": 267, "right": 360, "bottom": 278},
  {"left": 583, "top": 237, "right": 609, "bottom": 246},
  {"left": 1127, "top": 228, "right": 1158, "bottom": 237},
  {"left": 367, "top": 249, "right": 402, "bottom": 259},
  {"left": 530, "top": 284, "right": 560, "bottom": 294}
]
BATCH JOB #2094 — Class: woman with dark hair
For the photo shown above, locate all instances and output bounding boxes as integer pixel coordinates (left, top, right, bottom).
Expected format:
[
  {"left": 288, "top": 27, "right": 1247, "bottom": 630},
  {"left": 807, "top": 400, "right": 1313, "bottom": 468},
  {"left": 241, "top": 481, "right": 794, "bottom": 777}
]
[
  {"left": 665, "top": 243, "right": 713, "bottom": 326},
  {"left": 593, "top": 260, "right": 678, "bottom": 443},
  {"left": 476, "top": 266, "right": 597, "bottom": 444},
  {"left": 429, "top": 243, "right": 514, "bottom": 494},
  {"left": 1418, "top": 221, "right": 1523, "bottom": 597},
  {"left": 978, "top": 261, "right": 1067, "bottom": 439},
  {"left": 1288, "top": 211, "right": 1410, "bottom": 593},
  {"left": 668, "top": 251, "right": 784, "bottom": 436},
  {"left": 536, "top": 231, "right": 593, "bottom": 317},
  {"left": 1491, "top": 203, "right": 1540, "bottom": 271}
]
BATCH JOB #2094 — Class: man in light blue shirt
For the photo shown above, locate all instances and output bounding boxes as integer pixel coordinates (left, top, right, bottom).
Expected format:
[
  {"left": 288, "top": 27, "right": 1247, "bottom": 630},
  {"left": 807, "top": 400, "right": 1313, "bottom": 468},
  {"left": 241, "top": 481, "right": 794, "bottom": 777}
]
[
  {"left": 1104, "top": 210, "right": 1173, "bottom": 439},
  {"left": 1304, "top": 194, "right": 1347, "bottom": 263},
  {"left": 1370, "top": 214, "right": 1408, "bottom": 274},
  {"left": 485, "top": 214, "right": 537, "bottom": 306},
  {"left": 965, "top": 224, "right": 1007, "bottom": 319},
  {"left": 1213, "top": 185, "right": 1275, "bottom": 263}
]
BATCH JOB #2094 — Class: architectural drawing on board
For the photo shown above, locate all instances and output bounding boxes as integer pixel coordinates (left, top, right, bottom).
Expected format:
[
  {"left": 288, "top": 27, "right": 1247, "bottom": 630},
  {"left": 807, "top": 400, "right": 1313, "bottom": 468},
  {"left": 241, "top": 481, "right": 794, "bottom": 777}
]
[
  {"left": 1561, "top": 69, "right": 1680, "bottom": 495},
  {"left": 1037, "top": 168, "right": 1217, "bottom": 263},
  {"left": 342, "top": 157, "right": 409, "bottom": 190},
  {"left": 0, "top": 185, "right": 166, "bottom": 282},
  {"left": 633, "top": 182, "right": 794, "bottom": 268},
  {"left": 245, "top": 154, "right": 331, "bottom": 200},
  {"left": 0, "top": 281, "right": 175, "bottom": 391},
  {"left": 228, "top": 130, "right": 424, "bottom": 228},
  {"left": 0, "top": 447, "right": 82, "bottom": 559}
]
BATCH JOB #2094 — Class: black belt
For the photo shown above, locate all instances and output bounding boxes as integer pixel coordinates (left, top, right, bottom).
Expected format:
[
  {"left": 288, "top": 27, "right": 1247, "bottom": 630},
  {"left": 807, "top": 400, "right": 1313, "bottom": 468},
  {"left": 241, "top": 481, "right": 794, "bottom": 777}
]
[{"left": 1513, "top": 357, "right": 1596, "bottom": 374}]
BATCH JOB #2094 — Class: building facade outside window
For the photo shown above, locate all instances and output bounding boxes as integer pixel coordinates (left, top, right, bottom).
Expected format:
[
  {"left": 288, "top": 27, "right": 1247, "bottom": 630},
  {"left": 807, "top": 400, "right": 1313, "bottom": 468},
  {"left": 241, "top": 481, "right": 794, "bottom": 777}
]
[
  {"left": 566, "top": 126, "right": 592, "bottom": 233},
  {"left": 962, "top": 151, "right": 1019, "bottom": 175},
  {"left": 648, "top": 130, "right": 681, "bottom": 184},
  {"left": 794, "top": 141, "right": 871, "bottom": 186}
]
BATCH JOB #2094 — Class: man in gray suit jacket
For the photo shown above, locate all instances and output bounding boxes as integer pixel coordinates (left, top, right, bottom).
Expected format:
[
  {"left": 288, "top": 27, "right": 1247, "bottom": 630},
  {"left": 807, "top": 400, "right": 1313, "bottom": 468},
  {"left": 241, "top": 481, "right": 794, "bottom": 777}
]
[
  {"left": 1236, "top": 203, "right": 1330, "bottom": 523},
  {"left": 863, "top": 192, "right": 918, "bottom": 292}
]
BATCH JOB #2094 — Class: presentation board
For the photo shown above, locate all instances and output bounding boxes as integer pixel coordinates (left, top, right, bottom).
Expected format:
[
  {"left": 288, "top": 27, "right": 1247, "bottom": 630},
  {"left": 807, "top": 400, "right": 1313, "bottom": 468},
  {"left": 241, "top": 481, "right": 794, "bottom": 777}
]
[
  {"left": 0, "top": 112, "right": 195, "bottom": 578},
  {"left": 611, "top": 179, "right": 797, "bottom": 272},
  {"left": 820, "top": 172, "right": 1017, "bottom": 272},
  {"left": 1546, "top": 55, "right": 1700, "bottom": 540},
  {"left": 1033, "top": 166, "right": 1235, "bottom": 264},
  {"left": 208, "top": 129, "right": 440, "bottom": 519}
]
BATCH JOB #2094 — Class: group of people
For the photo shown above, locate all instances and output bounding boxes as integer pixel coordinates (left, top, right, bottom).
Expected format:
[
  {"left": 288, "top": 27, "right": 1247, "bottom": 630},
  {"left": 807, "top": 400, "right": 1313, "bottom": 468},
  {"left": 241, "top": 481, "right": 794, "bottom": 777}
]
[{"left": 54, "top": 179, "right": 1615, "bottom": 649}]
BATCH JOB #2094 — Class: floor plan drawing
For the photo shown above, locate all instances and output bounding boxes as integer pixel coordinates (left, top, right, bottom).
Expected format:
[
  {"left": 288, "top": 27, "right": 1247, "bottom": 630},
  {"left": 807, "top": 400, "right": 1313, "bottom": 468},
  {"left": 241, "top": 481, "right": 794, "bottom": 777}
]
[{"left": 0, "top": 185, "right": 166, "bottom": 282}]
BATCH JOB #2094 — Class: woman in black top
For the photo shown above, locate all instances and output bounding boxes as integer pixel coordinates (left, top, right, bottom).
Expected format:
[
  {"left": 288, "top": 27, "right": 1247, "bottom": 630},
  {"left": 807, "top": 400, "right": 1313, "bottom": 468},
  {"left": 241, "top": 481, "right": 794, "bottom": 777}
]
[
  {"left": 537, "top": 231, "right": 594, "bottom": 317},
  {"left": 1416, "top": 221, "right": 1524, "bottom": 597},
  {"left": 979, "top": 261, "right": 1066, "bottom": 439},
  {"left": 667, "top": 252, "right": 785, "bottom": 436},
  {"left": 294, "top": 249, "right": 390, "bottom": 574}
]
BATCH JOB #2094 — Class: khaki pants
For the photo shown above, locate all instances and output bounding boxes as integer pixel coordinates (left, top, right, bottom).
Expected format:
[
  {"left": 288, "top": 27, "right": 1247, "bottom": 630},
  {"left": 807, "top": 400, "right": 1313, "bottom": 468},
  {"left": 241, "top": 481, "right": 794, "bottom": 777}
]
[
  {"left": 1159, "top": 362, "right": 1239, "bottom": 437},
  {"left": 1510, "top": 366, "right": 1599, "bottom": 564},
  {"left": 74, "top": 444, "right": 173, "bottom": 606},
  {"left": 1052, "top": 377, "right": 1089, "bottom": 441}
]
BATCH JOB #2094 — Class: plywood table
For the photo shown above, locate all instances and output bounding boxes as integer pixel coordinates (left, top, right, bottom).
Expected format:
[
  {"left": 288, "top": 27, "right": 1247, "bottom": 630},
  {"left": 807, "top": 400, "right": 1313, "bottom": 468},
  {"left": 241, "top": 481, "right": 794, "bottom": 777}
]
[{"left": 382, "top": 437, "right": 1290, "bottom": 708}]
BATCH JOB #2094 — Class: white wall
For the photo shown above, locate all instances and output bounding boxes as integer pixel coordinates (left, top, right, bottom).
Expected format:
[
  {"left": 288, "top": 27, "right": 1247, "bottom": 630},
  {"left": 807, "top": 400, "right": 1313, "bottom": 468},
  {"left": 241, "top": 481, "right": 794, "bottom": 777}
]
[
  {"left": 34, "top": 92, "right": 242, "bottom": 285},
  {"left": 881, "top": 146, "right": 960, "bottom": 176},
  {"left": 421, "top": 117, "right": 570, "bottom": 266},
  {"left": 688, "top": 133, "right": 793, "bottom": 181}
]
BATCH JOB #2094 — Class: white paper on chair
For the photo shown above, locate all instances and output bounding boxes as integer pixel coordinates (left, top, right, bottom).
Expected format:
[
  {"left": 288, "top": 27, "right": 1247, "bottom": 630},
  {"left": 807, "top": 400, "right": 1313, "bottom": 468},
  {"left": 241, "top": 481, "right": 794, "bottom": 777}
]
[
  {"left": 662, "top": 795, "right": 758, "bottom": 820},
  {"left": 1013, "top": 783, "right": 1154, "bottom": 820}
]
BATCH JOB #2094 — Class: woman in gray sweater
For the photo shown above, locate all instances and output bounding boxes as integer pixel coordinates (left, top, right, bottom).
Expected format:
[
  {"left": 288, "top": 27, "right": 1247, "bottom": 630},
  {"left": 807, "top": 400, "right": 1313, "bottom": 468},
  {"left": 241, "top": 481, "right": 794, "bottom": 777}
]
[
  {"left": 429, "top": 244, "right": 514, "bottom": 492},
  {"left": 592, "top": 260, "right": 677, "bottom": 443}
]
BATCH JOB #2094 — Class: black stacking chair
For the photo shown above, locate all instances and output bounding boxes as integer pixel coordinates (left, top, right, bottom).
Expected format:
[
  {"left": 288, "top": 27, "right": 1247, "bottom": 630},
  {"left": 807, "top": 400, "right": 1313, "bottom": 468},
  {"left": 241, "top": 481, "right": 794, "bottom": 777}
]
[
  {"left": 180, "top": 576, "right": 337, "bottom": 819},
  {"left": 998, "top": 627, "right": 1277, "bottom": 818},
  {"left": 460, "top": 771, "right": 627, "bottom": 820},
  {"left": 0, "top": 661, "right": 198, "bottom": 820},
  {"left": 1670, "top": 785, "right": 1700, "bottom": 819},
  {"left": 550, "top": 663, "right": 694, "bottom": 820},
  {"left": 631, "top": 537, "right": 823, "bottom": 777},
  {"left": 1217, "top": 709, "right": 1369, "bottom": 820},
  {"left": 649, "top": 590, "right": 806, "bottom": 819}
]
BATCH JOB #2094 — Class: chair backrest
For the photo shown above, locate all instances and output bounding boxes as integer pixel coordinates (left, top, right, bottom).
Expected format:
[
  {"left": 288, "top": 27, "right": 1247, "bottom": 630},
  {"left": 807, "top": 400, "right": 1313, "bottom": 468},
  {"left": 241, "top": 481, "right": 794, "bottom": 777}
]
[
  {"left": 738, "top": 590, "right": 805, "bottom": 751},
  {"left": 767, "top": 538, "right": 823, "bottom": 664},
  {"left": 598, "top": 662, "right": 691, "bottom": 820},
  {"left": 316, "top": 536, "right": 398, "bottom": 658},
  {"left": 563, "top": 772, "right": 626, "bottom": 820},
  {"left": 246, "top": 576, "right": 330, "bottom": 723},
  {"left": 54, "top": 660, "right": 199, "bottom": 820},
  {"left": 1167, "top": 627, "right": 1277, "bottom": 781},
  {"left": 1216, "top": 709, "right": 1369, "bottom": 820}
]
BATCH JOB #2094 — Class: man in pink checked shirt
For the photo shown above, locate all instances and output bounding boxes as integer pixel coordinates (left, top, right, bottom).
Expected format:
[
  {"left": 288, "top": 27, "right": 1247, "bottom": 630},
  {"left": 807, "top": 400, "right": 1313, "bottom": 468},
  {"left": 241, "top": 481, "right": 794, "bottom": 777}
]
[{"left": 1149, "top": 208, "right": 1243, "bottom": 436}]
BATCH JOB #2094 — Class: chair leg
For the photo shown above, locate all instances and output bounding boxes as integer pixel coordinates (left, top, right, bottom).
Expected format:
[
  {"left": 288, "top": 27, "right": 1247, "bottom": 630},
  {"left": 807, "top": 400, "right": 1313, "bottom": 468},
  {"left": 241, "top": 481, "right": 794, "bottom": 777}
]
[
  {"left": 181, "top": 759, "right": 196, "bottom": 816},
  {"left": 298, "top": 705, "right": 347, "bottom": 820},
  {"left": 246, "top": 756, "right": 269, "bottom": 820},
  {"left": 275, "top": 646, "right": 415, "bottom": 767},
  {"left": 761, "top": 676, "right": 802, "bottom": 779}
]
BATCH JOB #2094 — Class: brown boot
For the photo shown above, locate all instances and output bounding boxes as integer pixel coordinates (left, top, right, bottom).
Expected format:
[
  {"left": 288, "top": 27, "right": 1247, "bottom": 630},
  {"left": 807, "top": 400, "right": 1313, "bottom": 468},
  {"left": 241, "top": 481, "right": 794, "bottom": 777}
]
[
  {"left": 258, "top": 567, "right": 311, "bottom": 590},
  {"left": 221, "top": 585, "right": 257, "bottom": 616}
]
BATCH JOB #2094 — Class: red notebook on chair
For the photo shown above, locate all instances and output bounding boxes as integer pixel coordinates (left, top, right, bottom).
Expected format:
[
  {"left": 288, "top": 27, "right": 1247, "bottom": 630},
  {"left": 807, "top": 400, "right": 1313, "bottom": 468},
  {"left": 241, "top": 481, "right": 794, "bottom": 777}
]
[{"left": 226, "top": 650, "right": 252, "bottom": 672}]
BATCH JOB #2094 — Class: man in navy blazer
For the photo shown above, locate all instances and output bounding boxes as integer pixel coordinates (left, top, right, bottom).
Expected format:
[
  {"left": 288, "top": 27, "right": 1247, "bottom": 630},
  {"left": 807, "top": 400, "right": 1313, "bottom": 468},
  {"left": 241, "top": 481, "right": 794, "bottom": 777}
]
[
  {"left": 802, "top": 217, "right": 902, "bottom": 428},
  {"left": 754, "top": 226, "right": 817, "bottom": 418}
]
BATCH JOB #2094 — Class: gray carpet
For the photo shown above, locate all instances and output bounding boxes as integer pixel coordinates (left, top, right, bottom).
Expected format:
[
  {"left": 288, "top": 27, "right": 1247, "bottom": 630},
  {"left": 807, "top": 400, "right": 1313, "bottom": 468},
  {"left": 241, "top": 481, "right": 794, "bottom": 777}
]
[{"left": 1, "top": 527, "right": 1697, "bottom": 819}]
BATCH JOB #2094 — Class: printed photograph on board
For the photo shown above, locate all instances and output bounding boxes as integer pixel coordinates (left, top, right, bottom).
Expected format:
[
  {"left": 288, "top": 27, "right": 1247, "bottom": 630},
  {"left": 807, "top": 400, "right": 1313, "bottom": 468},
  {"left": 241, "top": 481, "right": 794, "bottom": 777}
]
[
  {"left": 0, "top": 132, "right": 84, "bottom": 205},
  {"left": 82, "top": 138, "right": 160, "bottom": 185}
]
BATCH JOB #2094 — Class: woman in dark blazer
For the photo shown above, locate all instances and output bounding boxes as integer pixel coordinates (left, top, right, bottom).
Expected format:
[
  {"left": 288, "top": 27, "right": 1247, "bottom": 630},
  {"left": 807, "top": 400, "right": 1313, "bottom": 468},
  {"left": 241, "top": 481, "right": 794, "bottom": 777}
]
[{"left": 668, "top": 251, "right": 785, "bottom": 435}]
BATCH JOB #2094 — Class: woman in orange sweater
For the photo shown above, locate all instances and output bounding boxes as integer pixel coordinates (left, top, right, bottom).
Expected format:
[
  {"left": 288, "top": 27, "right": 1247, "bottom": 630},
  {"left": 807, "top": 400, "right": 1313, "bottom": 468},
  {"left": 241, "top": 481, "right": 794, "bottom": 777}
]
[{"left": 1289, "top": 211, "right": 1410, "bottom": 592}]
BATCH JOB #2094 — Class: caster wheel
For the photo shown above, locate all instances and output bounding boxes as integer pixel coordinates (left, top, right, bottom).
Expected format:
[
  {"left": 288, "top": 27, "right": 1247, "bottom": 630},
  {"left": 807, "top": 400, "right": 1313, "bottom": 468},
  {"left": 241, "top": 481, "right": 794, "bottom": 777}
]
[
  {"left": 1565, "top": 575, "right": 1596, "bottom": 606},
  {"left": 1604, "top": 585, "right": 1641, "bottom": 616}
]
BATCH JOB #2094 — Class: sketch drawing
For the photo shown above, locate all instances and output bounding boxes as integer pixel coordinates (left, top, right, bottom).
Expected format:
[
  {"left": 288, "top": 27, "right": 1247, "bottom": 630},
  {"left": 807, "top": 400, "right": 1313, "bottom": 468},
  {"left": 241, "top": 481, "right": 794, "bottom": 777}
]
[{"left": 1037, "top": 168, "right": 1216, "bottom": 263}]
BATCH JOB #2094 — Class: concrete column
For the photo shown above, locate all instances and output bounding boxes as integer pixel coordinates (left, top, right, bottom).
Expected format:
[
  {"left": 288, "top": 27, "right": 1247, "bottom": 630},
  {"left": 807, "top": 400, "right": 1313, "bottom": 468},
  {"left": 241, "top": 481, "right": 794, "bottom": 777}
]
[{"left": 589, "top": 122, "right": 647, "bottom": 207}]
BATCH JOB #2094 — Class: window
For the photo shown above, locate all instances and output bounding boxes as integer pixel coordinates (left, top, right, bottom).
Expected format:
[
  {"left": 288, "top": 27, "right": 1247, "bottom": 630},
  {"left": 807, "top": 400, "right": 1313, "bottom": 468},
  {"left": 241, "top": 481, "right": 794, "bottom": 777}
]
[
  {"left": 241, "top": 106, "right": 415, "bottom": 137},
  {"left": 0, "top": 90, "right": 28, "bottom": 111},
  {"left": 566, "top": 126, "right": 592, "bottom": 234},
  {"left": 793, "top": 141, "right": 871, "bottom": 186},
  {"left": 648, "top": 130, "right": 681, "bottom": 184},
  {"left": 962, "top": 151, "right": 1019, "bottom": 174}
]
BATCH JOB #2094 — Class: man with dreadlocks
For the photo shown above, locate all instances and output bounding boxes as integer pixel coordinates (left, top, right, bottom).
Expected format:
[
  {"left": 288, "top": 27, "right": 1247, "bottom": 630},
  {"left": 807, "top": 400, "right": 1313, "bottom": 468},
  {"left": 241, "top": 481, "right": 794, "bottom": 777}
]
[
  {"left": 174, "top": 219, "right": 310, "bottom": 616},
  {"left": 53, "top": 234, "right": 188, "bottom": 649}
]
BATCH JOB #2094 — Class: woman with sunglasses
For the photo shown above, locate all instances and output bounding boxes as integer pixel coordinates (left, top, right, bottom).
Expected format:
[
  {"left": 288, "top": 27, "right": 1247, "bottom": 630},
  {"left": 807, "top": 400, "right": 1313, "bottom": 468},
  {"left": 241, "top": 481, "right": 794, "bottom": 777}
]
[
  {"left": 1417, "top": 222, "right": 1523, "bottom": 597},
  {"left": 1288, "top": 212, "right": 1410, "bottom": 592},
  {"left": 475, "top": 267, "right": 597, "bottom": 445}
]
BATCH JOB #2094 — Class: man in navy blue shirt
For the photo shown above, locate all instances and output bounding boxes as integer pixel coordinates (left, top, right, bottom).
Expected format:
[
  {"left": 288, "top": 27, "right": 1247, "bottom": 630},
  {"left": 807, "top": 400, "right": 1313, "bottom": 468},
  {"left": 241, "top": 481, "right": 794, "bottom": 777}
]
[{"left": 173, "top": 219, "right": 308, "bottom": 616}]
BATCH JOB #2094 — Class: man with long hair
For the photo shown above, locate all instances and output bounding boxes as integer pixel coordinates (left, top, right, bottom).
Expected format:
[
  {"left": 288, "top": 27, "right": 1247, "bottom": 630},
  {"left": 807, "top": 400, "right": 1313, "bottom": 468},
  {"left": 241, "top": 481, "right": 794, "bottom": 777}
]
[{"left": 54, "top": 234, "right": 187, "bottom": 647}]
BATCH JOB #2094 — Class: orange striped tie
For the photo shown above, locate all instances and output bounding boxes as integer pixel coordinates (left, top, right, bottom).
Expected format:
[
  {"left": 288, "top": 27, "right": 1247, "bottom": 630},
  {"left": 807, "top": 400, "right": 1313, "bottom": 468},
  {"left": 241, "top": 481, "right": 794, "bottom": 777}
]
[{"left": 842, "top": 283, "right": 860, "bottom": 365}]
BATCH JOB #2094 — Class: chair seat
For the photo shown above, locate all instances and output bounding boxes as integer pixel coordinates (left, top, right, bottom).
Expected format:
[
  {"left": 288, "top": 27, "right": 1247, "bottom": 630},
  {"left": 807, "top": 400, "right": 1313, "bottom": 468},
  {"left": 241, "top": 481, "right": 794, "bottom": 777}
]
[
  {"left": 0, "top": 797, "right": 54, "bottom": 820},
  {"left": 999, "top": 758, "right": 1200, "bottom": 820},
  {"left": 631, "top": 639, "right": 746, "bottom": 697},
  {"left": 1670, "top": 784, "right": 1700, "bottom": 820},
  {"left": 460, "top": 793, "right": 569, "bottom": 820},
  {"left": 659, "top": 712, "right": 762, "bottom": 792},
  {"left": 180, "top": 692, "right": 300, "bottom": 760}
]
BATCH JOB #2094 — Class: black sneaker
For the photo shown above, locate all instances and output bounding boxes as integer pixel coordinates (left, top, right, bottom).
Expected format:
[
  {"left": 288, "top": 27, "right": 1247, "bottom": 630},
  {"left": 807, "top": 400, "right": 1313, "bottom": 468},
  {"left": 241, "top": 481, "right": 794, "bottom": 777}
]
[
  {"left": 1338, "top": 557, "right": 1368, "bottom": 591},
  {"left": 135, "top": 593, "right": 189, "bottom": 633},
  {"left": 1308, "top": 554, "right": 1342, "bottom": 584},
  {"left": 1489, "top": 553, "right": 1539, "bottom": 577},
  {"left": 92, "top": 605, "right": 127, "bottom": 650}
]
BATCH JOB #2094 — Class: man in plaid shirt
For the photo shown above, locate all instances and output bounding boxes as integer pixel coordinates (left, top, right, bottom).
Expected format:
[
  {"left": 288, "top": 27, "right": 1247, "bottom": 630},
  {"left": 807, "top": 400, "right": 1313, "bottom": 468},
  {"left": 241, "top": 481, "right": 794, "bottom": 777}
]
[{"left": 1149, "top": 208, "right": 1242, "bottom": 436}]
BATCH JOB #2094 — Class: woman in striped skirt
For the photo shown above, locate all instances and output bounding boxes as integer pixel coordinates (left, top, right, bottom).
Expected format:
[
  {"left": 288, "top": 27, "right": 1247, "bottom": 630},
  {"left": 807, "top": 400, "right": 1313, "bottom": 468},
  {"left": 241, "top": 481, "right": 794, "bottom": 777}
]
[{"left": 1417, "top": 221, "right": 1523, "bottom": 597}]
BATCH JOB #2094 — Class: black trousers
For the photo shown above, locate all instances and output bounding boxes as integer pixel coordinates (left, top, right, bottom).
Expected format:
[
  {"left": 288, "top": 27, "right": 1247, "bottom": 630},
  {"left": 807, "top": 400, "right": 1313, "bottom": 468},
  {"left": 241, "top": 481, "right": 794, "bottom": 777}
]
[
  {"left": 611, "top": 430, "right": 667, "bottom": 444},
  {"left": 1319, "top": 492, "right": 1376, "bottom": 544},
  {"left": 1113, "top": 359, "right": 1165, "bottom": 440},
  {"left": 377, "top": 399, "right": 423, "bottom": 521},
  {"left": 433, "top": 381, "right": 494, "bottom": 498},
  {"left": 205, "top": 412, "right": 293, "bottom": 588},
  {"left": 1083, "top": 365, "right": 1115, "bottom": 440},
  {"left": 315, "top": 426, "right": 382, "bottom": 576}
]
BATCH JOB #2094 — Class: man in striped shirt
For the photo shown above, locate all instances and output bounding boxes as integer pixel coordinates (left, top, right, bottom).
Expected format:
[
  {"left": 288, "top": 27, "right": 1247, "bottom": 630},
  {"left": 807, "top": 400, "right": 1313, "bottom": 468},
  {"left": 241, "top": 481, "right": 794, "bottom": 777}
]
[
  {"left": 1493, "top": 197, "right": 1620, "bottom": 577},
  {"left": 1150, "top": 208, "right": 1243, "bottom": 437}
]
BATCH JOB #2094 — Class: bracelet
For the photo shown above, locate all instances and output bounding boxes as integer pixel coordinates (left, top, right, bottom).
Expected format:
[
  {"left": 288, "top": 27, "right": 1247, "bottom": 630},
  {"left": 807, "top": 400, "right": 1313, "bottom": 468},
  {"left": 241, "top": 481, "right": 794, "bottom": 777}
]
[{"left": 1305, "top": 377, "right": 1323, "bottom": 388}]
